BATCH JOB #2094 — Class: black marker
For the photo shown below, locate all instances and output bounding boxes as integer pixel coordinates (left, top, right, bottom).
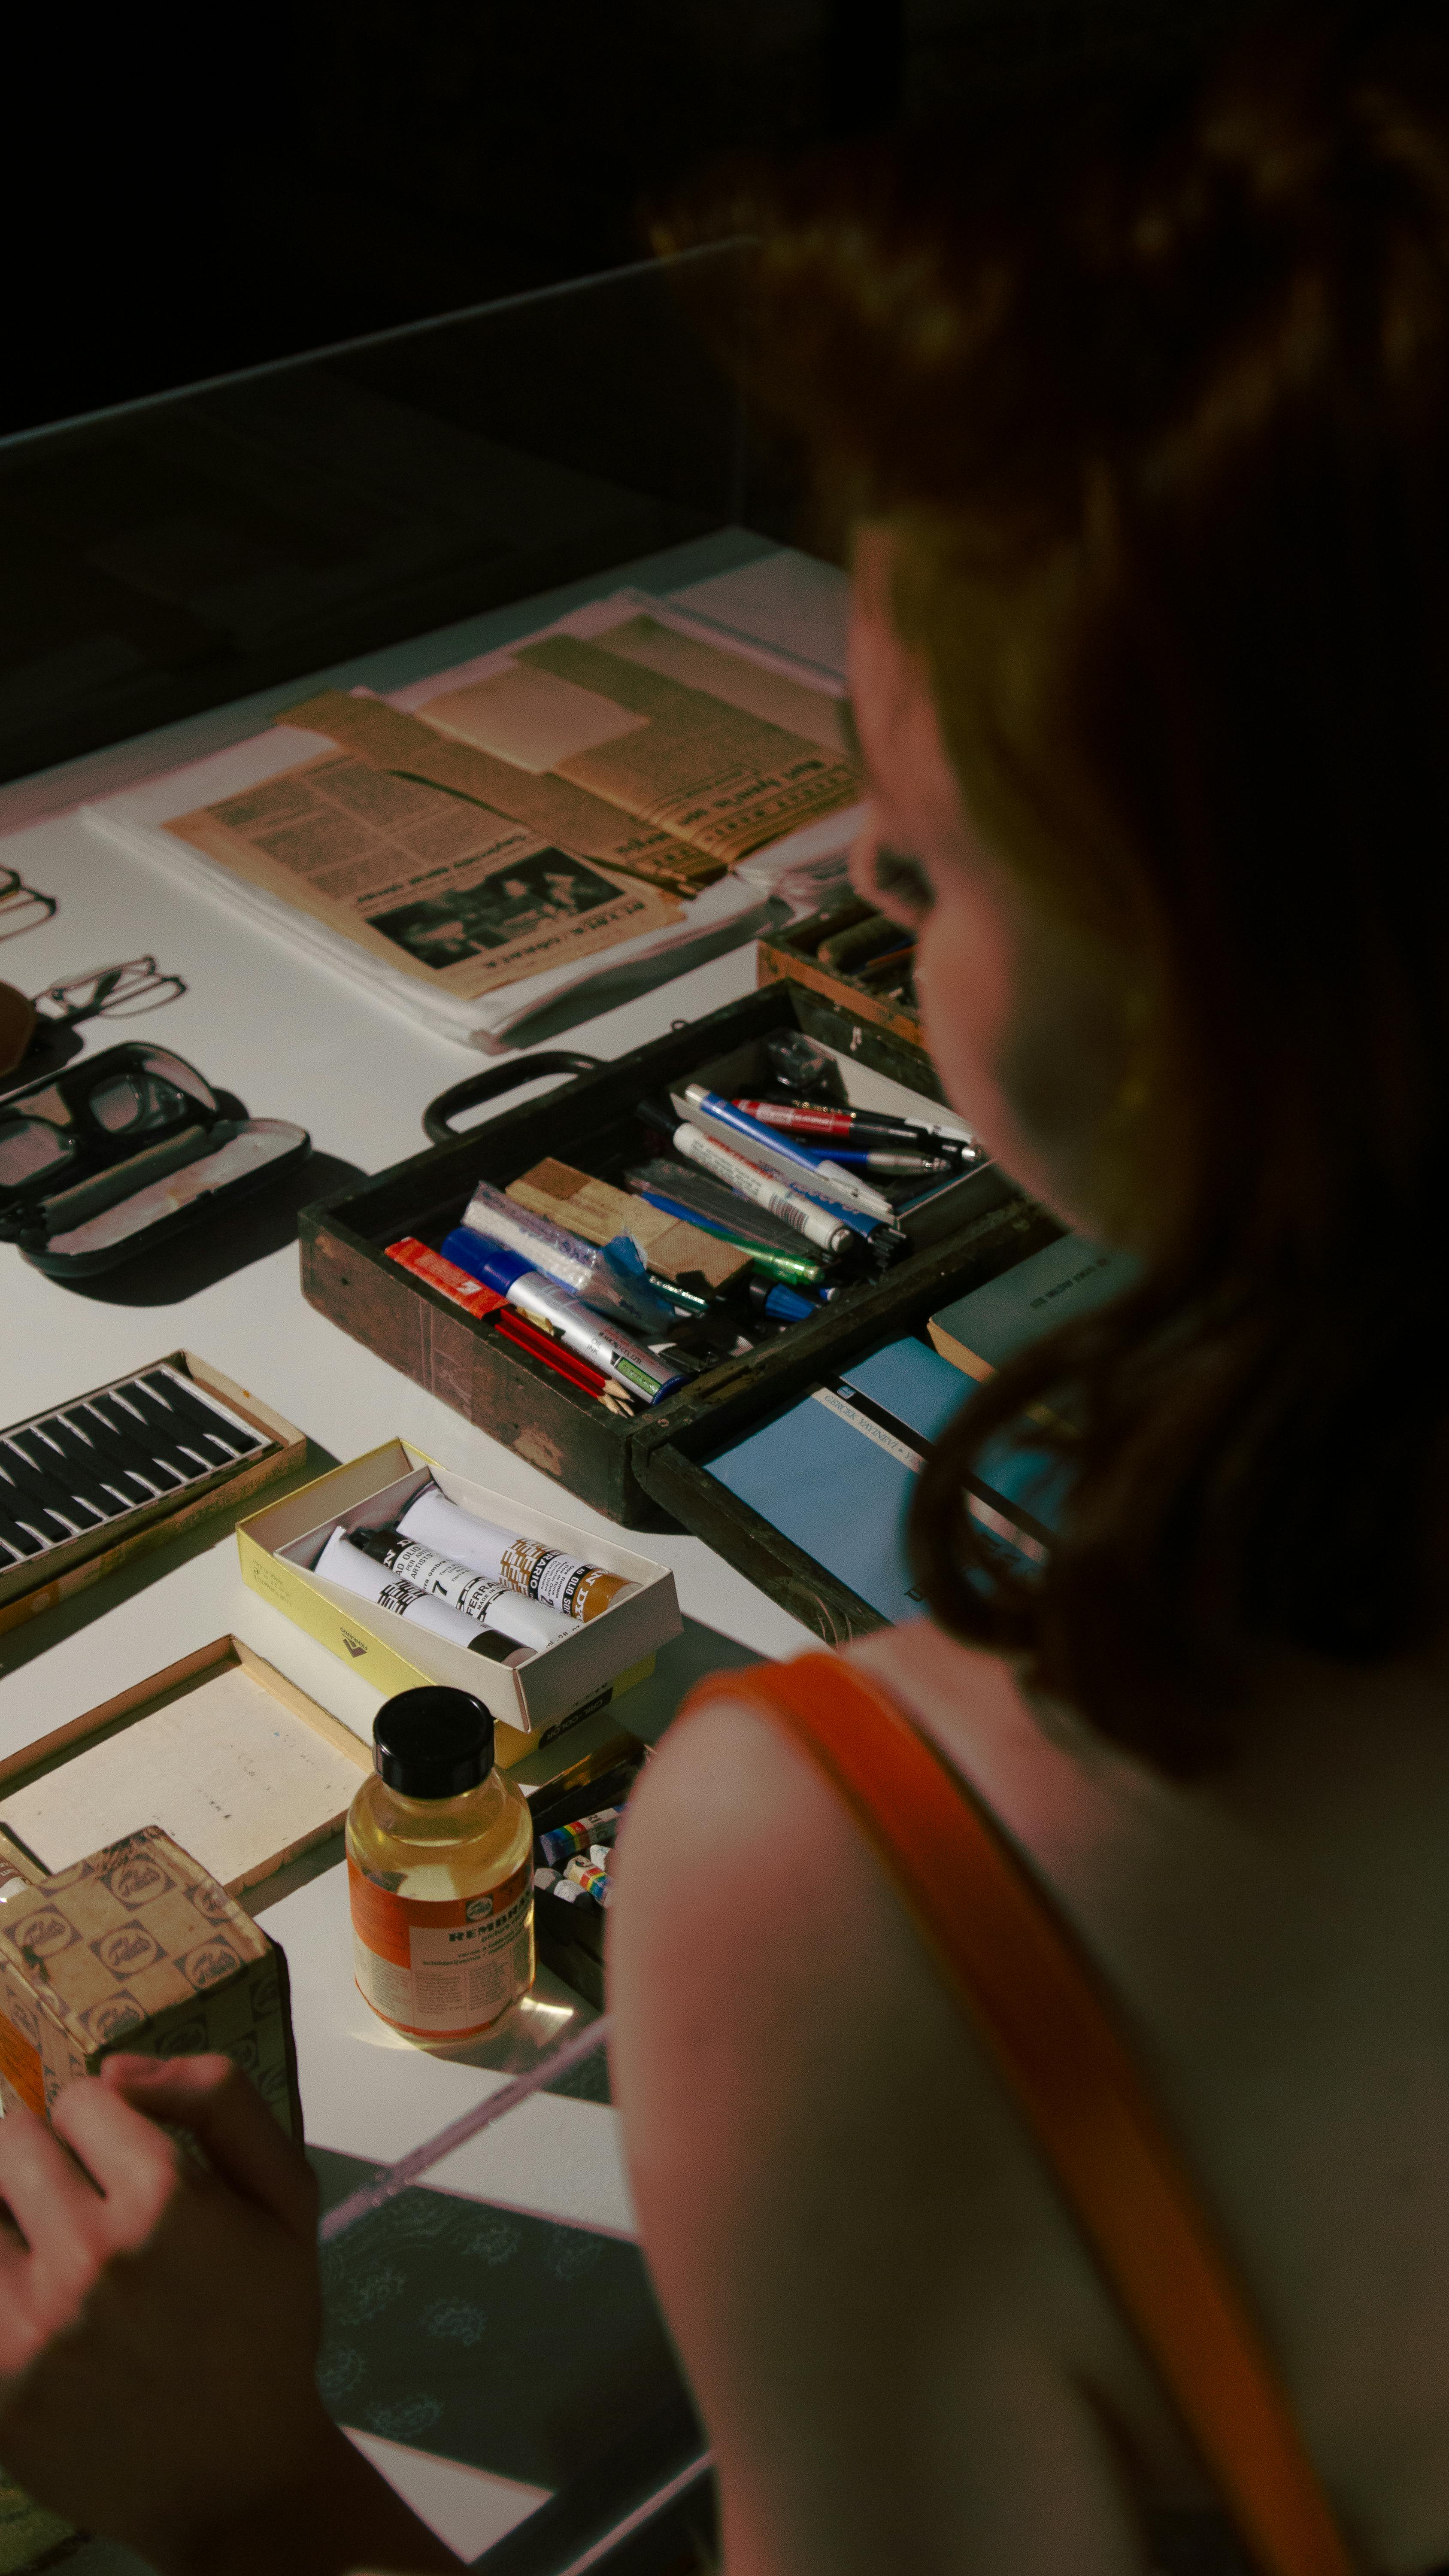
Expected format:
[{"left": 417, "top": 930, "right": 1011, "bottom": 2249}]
[
  {"left": 139, "top": 1370, "right": 261, "bottom": 1458},
  {"left": 0, "top": 1507, "right": 41, "bottom": 1558},
  {"left": 62, "top": 1407, "right": 167, "bottom": 1501},
  {"left": 78, "top": 1398, "right": 184, "bottom": 1494},
  {"left": 0, "top": 1458, "right": 74, "bottom": 1548},
  {"left": 93, "top": 1394, "right": 198, "bottom": 1489},
  {"left": 29, "top": 1420, "right": 126, "bottom": 1522},
  {"left": 109, "top": 1384, "right": 215, "bottom": 1473},
  {"left": 0, "top": 1437, "right": 97, "bottom": 1537},
  {"left": 130, "top": 1372, "right": 241, "bottom": 1462},
  {"left": 48, "top": 1412, "right": 154, "bottom": 1511}
]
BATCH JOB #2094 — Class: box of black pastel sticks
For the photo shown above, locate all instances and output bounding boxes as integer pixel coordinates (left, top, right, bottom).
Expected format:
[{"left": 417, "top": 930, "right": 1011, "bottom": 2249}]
[
  {"left": 236, "top": 1438, "right": 680, "bottom": 1768},
  {"left": 297, "top": 984, "right": 1063, "bottom": 1650},
  {"left": 0, "top": 1353, "right": 306, "bottom": 1641}
]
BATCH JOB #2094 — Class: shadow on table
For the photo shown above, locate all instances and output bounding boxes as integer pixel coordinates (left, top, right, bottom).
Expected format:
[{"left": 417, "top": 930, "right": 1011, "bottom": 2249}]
[
  {"left": 310, "top": 2144, "right": 698, "bottom": 2502},
  {"left": 0, "top": 1437, "right": 339, "bottom": 1681},
  {"left": 55, "top": 1146, "right": 366, "bottom": 1306},
  {"left": 612, "top": 1615, "right": 762, "bottom": 1749}
]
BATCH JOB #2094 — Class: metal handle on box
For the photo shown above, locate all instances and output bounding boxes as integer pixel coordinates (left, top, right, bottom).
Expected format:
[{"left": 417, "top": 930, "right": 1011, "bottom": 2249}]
[{"left": 422, "top": 1051, "right": 604, "bottom": 1146}]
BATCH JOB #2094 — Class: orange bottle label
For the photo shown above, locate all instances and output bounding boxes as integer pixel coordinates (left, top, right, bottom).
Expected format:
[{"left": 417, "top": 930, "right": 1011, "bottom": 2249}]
[{"left": 347, "top": 1856, "right": 534, "bottom": 2038}]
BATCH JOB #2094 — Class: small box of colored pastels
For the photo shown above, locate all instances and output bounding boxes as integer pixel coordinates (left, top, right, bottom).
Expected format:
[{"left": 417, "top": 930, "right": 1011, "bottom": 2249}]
[
  {"left": 236, "top": 1439, "right": 681, "bottom": 1767},
  {"left": 0, "top": 1352, "right": 306, "bottom": 1642}
]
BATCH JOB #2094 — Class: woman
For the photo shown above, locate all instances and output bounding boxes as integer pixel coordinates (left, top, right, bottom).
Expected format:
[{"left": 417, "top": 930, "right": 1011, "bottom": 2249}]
[{"left": 5, "top": 6, "right": 1449, "bottom": 2568}]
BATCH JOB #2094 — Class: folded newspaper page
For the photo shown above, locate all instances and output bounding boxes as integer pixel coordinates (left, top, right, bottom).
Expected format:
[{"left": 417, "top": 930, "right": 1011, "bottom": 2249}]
[
  {"left": 162, "top": 749, "right": 679, "bottom": 1000},
  {"left": 418, "top": 609, "right": 858, "bottom": 865},
  {"left": 279, "top": 689, "right": 720, "bottom": 899},
  {"left": 83, "top": 572, "right": 858, "bottom": 1044}
]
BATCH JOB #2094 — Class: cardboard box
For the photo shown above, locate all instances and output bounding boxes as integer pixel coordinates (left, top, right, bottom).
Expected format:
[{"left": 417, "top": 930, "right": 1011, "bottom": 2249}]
[
  {"left": 0, "top": 1634, "right": 369, "bottom": 1900},
  {"left": 0, "top": 1351, "right": 306, "bottom": 1640},
  {"left": 0, "top": 1824, "right": 303, "bottom": 2136},
  {"left": 237, "top": 1440, "right": 680, "bottom": 1766}
]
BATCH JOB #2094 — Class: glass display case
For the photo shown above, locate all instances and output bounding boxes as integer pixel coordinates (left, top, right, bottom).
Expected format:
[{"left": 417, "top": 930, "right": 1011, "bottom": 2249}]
[{"left": 0, "top": 243, "right": 803, "bottom": 799}]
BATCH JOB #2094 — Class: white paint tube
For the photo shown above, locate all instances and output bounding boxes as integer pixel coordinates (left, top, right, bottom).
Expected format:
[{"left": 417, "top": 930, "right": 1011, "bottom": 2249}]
[
  {"left": 353, "top": 1526, "right": 574, "bottom": 1648},
  {"left": 315, "top": 1528, "right": 532, "bottom": 1664},
  {"left": 397, "top": 1484, "right": 637, "bottom": 1622}
]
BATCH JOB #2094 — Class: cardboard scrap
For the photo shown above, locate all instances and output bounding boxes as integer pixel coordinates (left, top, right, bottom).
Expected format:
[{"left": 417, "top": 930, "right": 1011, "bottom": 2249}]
[{"left": 508, "top": 1158, "right": 752, "bottom": 1290}]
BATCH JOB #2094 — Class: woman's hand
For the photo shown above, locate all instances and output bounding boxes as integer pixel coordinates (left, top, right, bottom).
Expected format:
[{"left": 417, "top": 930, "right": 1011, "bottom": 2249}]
[{"left": 0, "top": 2055, "right": 459, "bottom": 2575}]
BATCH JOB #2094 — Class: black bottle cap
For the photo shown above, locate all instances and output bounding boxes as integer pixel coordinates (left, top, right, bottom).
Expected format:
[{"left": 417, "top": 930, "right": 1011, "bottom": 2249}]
[{"left": 373, "top": 1687, "right": 494, "bottom": 1797}]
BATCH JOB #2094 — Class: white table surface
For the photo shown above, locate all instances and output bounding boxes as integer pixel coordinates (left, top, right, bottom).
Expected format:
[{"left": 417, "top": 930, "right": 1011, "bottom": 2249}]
[{"left": 0, "top": 528, "right": 848, "bottom": 2564}]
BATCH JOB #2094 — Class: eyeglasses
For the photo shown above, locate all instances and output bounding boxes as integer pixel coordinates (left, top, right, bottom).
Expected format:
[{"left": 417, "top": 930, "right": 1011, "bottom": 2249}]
[
  {"left": 31, "top": 957, "right": 187, "bottom": 1028},
  {"left": 0, "top": 867, "right": 58, "bottom": 942},
  {"left": 0, "top": 1049, "right": 218, "bottom": 1196}
]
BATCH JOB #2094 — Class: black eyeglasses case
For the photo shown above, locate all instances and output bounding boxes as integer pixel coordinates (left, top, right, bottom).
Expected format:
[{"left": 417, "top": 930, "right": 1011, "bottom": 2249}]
[{"left": 0, "top": 1043, "right": 311, "bottom": 1279}]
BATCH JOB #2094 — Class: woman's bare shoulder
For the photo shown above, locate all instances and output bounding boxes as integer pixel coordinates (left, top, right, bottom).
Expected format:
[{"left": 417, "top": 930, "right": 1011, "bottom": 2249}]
[{"left": 606, "top": 1643, "right": 1167, "bottom": 2575}]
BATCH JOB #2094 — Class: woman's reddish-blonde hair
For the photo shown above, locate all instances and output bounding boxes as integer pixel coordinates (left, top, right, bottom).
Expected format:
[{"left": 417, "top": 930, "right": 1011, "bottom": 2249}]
[{"left": 676, "top": 2, "right": 1449, "bottom": 1770}]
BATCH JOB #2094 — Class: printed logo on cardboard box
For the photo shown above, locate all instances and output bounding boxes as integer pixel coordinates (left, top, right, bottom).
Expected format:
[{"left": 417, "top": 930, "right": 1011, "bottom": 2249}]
[
  {"left": 91, "top": 1925, "right": 162, "bottom": 1978},
  {"left": 0, "top": 1826, "right": 302, "bottom": 2138}
]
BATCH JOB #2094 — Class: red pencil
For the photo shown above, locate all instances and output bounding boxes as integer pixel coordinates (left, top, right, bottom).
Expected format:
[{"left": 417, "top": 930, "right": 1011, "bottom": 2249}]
[{"left": 494, "top": 1308, "right": 611, "bottom": 1397}]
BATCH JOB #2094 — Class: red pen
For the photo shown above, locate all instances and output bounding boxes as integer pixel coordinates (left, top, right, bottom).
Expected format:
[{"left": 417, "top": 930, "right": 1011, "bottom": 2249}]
[{"left": 732, "top": 1100, "right": 975, "bottom": 1155}]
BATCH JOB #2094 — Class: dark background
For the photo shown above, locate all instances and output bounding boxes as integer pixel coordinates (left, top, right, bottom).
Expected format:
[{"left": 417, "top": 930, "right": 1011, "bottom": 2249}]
[{"left": 6, "top": 0, "right": 1260, "bottom": 441}]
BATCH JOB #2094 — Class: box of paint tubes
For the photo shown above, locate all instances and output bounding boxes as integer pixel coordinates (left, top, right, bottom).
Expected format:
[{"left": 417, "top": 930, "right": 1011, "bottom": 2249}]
[{"left": 236, "top": 1439, "right": 680, "bottom": 1765}]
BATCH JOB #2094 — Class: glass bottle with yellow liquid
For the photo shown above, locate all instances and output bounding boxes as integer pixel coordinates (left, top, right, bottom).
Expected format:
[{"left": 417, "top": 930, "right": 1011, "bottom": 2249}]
[{"left": 346, "top": 1686, "right": 534, "bottom": 2045}]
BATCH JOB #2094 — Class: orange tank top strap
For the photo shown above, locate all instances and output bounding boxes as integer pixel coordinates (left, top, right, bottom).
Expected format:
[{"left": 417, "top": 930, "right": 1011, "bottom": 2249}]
[{"left": 676, "top": 1651, "right": 1358, "bottom": 2576}]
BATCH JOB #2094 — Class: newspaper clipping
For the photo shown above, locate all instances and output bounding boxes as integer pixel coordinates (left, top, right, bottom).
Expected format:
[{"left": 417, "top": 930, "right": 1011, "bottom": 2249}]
[
  {"left": 423, "top": 613, "right": 860, "bottom": 866},
  {"left": 161, "top": 599, "right": 858, "bottom": 1002},
  {"left": 164, "top": 753, "right": 679, "bottom": 999}
]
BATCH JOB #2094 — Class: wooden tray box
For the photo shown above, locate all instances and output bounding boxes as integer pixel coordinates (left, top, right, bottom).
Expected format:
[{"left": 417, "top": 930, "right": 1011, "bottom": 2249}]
[
  {"left": 297, "top": 984, "right": 1058, "bottom": 1580},
  {"left": 756, "top": 905, "right": 937, "bottom": 1097}
]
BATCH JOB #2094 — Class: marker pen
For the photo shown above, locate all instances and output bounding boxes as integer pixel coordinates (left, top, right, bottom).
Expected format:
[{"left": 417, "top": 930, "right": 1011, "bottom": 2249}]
[
  {"left": 634, "top": 1185, "right": 825, "bottom": 1286},
  {"left": 460, "top": 1181, "right": 673, "bottom": 1331},
  {"left": 818, "top": 1149, "right": 954, "bottom": 1176},
  {"left": 732, "top": 1099, "right": 978, "bottom": 1157},
  {"left": 28, "top": 1420, "right": 126, "bottom": 1521},
  {"left": 0, "top": 1452, "right": 79, "bottom": 1546},
  {"left": 666, "top": 1124, "right": 858, "bottom": 1258},
  {"left": 624, "top": 1167, "right": 825, "bottom": 1285},
  {"left": 674, "top": 1085, "right": 894, "bottom": 1221},
  {"left": 746, "top": 1279, "right": 818, "bottom": 1326},
  {"left": 440, "top": 1233, "right": 683, "bottom": 1406},
  {"left": 2, "top": 1433, "right": 106, "bottom": 1530},
  {"left": 315, "top": 1529, "right": 527, "bottom": 1664},
  {"left": 136, "top": 1371, "right": 264, "bottom": 1458}
]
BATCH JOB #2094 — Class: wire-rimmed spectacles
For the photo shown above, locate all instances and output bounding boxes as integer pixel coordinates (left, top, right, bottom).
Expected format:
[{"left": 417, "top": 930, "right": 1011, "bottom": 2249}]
[
  {"left": 31, "top": 958, "right": 187, "bottom": 1027},
  {"left": 0, "top": 866, "right": 58, "bottom": 942}
]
